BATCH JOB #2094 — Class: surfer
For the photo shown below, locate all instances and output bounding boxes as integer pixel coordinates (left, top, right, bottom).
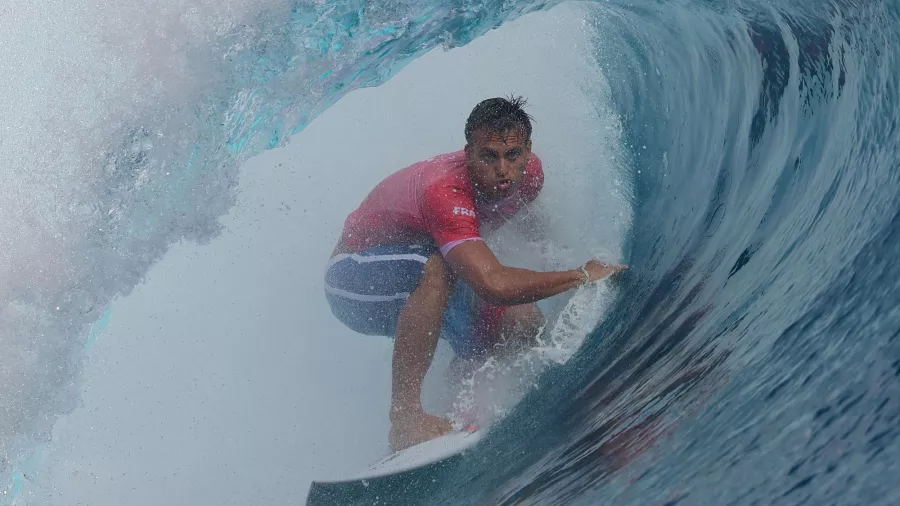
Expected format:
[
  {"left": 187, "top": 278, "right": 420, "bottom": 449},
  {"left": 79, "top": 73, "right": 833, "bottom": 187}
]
[{"left": 325, "top": 96, "right": 626, "bottom": 451}]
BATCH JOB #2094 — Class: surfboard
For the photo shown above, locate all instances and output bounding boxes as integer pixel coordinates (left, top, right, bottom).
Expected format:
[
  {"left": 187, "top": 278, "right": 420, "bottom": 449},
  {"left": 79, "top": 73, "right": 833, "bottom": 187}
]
[{"left": 306, "top": 427, "right": 483, "bottom": 506}]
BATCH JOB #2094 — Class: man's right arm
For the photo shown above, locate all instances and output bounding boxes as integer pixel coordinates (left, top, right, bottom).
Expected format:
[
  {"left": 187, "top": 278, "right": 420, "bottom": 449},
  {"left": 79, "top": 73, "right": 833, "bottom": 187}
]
[{"left": 444, "top": 240, "right": 622, "bottom": 306}]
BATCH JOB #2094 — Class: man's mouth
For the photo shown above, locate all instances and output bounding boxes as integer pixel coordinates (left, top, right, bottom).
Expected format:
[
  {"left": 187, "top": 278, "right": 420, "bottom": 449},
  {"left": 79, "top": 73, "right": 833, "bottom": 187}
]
[{"left": 496, "top": 179, "right": 512, "bottom": 192}]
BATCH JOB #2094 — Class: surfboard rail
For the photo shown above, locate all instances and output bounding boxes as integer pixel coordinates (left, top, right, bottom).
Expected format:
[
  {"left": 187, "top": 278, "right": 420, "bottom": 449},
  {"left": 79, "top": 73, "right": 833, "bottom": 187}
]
[{"left": 306, "top": 429, "right": 483, "bottom": 506}]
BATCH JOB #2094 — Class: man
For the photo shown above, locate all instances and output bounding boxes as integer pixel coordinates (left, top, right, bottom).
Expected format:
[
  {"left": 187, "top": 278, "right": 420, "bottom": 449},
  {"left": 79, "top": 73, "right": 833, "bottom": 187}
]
[{"left": 325, "top": 97, "right": 626, "bottom": 451}]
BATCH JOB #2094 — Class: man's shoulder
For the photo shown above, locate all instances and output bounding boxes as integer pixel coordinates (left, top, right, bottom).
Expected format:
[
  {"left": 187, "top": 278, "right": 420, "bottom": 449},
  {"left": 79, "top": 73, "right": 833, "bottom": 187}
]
[
  {"left": 374, "top": 150, "right": 466, "bottom": 195},
  {"left": 423, "top": 170, "right": 474, "bottom": 202},
  {"left": 416, "top": 150, "right": 466, "bottom": 174},
  {"left": 526, "top": 152, "right": 544, "bottom": 178},
  {"left": 420, "top": 158, "right": 475, "bottom": 218},
  {"left": 421, "top": 151, "right": 471, "bottom": 192},
  {"left": 520, "top": 153, "right": 545, "bottom": 202}
]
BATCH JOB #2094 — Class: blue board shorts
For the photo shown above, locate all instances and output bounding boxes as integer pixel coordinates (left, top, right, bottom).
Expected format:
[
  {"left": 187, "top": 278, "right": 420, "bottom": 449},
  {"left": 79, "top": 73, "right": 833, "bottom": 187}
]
[{"left": 324, "top": 244, "right": 482, "bottom": 358}]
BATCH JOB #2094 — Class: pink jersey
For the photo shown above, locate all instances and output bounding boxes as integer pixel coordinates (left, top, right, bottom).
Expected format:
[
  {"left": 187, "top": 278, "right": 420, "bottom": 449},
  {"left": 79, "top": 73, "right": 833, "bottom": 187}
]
[{"left": 340, "top": 150, "right": 544, "bottom": 255}]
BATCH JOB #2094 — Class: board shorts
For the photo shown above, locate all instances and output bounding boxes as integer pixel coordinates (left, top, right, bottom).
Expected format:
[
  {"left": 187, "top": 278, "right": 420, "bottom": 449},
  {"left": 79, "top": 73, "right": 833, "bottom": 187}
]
[{"left": 324, "top": 243, "right": 507, "bottom": 359}]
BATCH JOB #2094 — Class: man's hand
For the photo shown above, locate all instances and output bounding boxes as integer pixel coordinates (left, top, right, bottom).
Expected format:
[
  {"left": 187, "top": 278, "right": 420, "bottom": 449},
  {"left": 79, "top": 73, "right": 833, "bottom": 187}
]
[
  {"left": 583, "top": 260, "right": 628, "bottom": 282},
  {"left": 389, "top": 409, "right": 453, "bottom": 452}
]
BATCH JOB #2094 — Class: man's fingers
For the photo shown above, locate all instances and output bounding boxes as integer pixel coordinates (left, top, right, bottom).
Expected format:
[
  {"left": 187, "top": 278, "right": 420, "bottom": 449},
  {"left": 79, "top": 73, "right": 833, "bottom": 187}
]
[
  {"left": 583, "top": 262, "right": 628, "bottom": 282},
  {"left": 608, "top": 265, "right": 628, "bottom": 279}
]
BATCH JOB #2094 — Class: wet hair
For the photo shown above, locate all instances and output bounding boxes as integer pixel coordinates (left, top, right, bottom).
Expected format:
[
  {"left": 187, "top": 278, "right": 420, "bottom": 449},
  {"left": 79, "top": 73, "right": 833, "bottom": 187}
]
[{"left": 464, "top": 96, "right": 533, "bottom": 144}]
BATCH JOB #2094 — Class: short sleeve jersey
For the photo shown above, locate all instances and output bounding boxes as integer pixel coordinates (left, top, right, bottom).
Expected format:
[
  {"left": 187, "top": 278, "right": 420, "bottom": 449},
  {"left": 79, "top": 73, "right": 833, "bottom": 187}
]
[{"left": 339, "top": 150, "right": 543, "bottom": 255}]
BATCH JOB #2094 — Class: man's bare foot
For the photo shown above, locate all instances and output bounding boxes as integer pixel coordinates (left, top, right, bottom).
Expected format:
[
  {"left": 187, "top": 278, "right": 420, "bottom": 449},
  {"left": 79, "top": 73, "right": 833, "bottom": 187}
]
[{"left": 388, "top": 410, "right": 453, "bottom": 452}]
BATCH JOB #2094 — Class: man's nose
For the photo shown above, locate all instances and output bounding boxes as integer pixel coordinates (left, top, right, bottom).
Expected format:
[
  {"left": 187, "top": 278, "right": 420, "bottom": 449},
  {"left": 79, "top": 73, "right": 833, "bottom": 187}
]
[{"left": 497, "top": 158, "right": 512, "bottom": 177}]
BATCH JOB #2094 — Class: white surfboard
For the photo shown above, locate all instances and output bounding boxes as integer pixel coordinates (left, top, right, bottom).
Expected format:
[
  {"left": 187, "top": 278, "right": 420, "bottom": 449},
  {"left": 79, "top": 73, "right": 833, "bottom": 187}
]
[
  {"left": 306, "top": 427, "right": 483, "bottom": 505},
  {"left": 354, "top": 428, "right": 483, "bottom": 479}
]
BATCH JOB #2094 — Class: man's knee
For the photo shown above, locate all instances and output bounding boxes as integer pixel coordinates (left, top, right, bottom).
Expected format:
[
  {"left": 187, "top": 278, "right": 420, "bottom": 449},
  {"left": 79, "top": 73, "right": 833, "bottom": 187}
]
[
  {"left": 475, "top": 303, "right": 544, "bottom": 355},
  {"left": 502, "top": 303, "right": 545, "bottom": 336}
]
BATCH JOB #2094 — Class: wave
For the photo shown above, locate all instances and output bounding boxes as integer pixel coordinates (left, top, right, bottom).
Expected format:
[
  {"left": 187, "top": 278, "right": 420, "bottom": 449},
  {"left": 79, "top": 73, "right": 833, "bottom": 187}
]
[
  {"left": 424, "top": 1, "right": 900, "bottom": 504},
  {"left": 3, "top": 0, "right": 899, "bottom": 504}
]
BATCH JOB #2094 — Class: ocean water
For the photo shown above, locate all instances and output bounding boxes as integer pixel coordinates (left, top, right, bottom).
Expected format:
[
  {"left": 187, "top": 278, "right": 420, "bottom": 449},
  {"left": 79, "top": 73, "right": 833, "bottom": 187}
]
[{"left": 2, "top": 0, "right": 899, "bottom": 504}]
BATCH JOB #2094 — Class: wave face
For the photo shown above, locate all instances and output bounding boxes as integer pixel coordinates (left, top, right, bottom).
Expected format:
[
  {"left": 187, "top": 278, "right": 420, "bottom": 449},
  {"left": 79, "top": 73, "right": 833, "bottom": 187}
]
[
  {"left": 3, "top": 0, "right": 900, "bottom": 504},
  {"left": 427, "top": 1, "right": 900, "bottom": 504}
]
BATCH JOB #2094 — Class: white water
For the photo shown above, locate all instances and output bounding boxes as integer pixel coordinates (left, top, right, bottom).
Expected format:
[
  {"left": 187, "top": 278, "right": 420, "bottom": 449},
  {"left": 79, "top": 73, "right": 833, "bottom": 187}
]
[{"left": 4, "top": 4, "right": 630, "bottom": 504}]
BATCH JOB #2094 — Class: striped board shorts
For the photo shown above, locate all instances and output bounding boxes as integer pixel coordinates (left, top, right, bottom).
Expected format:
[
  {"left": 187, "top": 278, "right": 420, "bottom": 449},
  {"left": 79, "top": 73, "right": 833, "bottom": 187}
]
[{"left": 324, "top": 243, "right": 499, "bottom": 358}]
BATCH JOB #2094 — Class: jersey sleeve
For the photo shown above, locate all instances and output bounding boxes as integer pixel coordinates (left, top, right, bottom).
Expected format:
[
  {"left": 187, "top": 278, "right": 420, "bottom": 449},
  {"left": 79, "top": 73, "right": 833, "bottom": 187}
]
[{"left": 422, "top": 183, "right": 483, "bottom": 255}]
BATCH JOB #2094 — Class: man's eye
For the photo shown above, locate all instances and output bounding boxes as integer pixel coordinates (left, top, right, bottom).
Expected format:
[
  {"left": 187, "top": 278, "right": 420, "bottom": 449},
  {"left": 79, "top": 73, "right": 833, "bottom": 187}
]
[
  {"left": 482, "top": 153, "right": 498, "bottom": 161},
  {"left": 505, "top": 150, "right": 521, "bottom": 161}
]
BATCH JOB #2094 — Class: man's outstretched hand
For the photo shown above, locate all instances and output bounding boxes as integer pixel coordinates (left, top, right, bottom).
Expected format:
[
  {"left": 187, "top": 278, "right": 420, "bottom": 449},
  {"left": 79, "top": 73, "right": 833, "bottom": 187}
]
[
  {"left": 583, "top": 260, "right": 628, "bottom": 282},
  {"left": 389, "top": 409, "right": 453, "bottom": 452}
]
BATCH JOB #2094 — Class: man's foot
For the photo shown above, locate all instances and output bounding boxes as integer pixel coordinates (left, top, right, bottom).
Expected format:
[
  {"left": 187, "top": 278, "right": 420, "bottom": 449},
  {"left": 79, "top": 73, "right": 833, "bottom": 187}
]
[{"left": 388, "top": 411, "right": 453, "bottom": 452}]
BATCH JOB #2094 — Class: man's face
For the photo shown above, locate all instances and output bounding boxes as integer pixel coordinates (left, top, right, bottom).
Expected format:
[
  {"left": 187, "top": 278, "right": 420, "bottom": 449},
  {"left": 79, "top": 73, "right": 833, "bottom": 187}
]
[{"left": 465, "top": 127, "right": 532, "bottom": 202}]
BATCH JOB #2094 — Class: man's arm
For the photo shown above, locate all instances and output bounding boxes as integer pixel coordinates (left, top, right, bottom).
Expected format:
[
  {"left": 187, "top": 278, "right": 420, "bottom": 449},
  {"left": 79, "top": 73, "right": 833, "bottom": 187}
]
[{"left": 445, "top": 240, "right": 622, "bottom": 306}]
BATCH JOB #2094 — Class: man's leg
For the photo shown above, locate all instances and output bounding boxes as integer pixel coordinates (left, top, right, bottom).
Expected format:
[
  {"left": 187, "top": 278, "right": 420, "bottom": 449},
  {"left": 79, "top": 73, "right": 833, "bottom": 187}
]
[
  {"left": 477, "top": 303, "right": 545, "bottom": 359},
  {"left": 445, "top": 302, "right": 545, "bottom": 387},
  {"left": 389, "top": 252, "right": 456, "bottom": 452}
]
